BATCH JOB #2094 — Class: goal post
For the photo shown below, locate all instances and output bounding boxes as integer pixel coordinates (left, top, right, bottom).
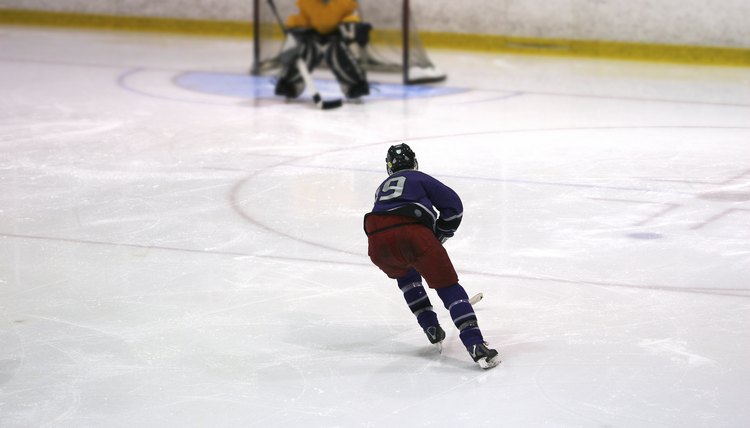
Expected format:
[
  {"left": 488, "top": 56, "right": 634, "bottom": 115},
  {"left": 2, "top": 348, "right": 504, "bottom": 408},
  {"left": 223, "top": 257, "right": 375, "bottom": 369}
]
[{"left": 251, "top": 0, "right": 446, "bottom": 85}]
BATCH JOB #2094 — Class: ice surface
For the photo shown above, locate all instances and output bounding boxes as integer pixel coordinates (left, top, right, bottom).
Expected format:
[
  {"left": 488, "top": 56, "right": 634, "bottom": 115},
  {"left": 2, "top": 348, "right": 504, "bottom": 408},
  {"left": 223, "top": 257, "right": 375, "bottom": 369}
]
[{"left": 1, "top": 26, "right": 749, "bottom": 427}]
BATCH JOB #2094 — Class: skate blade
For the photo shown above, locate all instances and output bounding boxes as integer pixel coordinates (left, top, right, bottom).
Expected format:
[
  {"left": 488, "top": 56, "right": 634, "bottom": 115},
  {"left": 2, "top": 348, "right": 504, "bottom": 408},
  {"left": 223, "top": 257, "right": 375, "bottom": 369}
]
[
  {"left": 478, "top": 355, "right": 501, "bottom": 369},
  {"left": 433, "top": 341, "right": 443, "bottom": 354},
  {"left": 469, "top": 292, "right": 483, "bottom": 305}
]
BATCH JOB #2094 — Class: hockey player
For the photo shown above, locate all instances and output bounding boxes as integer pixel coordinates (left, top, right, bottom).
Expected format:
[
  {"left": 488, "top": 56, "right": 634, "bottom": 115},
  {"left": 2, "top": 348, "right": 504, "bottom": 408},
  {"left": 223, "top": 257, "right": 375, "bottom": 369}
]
[
  {"left": 275, "top": 0, "right": 371, "bottom": 100},
  {"left": 363, "top": 143, "right": 501, "bottom": 369}
]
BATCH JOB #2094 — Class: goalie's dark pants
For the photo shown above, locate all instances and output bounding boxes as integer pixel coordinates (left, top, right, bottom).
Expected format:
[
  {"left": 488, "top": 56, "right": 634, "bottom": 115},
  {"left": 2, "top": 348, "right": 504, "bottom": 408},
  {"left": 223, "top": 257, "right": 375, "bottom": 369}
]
[
  {"left": 275, "top": 33, "right": 369, "bottom": 99},
  {"left": 365, "top": 214, "right": 484, "bottom": 347}
]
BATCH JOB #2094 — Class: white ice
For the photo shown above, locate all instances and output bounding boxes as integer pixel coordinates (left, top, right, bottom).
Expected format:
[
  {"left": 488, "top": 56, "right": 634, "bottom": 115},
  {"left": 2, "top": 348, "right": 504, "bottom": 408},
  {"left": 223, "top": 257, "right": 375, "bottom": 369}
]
[{"left": 1, "top": 27, "right": 750, "bottom": 427}]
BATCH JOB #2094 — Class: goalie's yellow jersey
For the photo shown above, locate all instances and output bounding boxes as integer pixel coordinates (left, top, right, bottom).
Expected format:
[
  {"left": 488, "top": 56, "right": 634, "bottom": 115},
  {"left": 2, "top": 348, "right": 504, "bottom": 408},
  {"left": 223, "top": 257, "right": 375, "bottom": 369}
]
[{"left": 287, "top": 0, "right": 361, "bottom": 35}]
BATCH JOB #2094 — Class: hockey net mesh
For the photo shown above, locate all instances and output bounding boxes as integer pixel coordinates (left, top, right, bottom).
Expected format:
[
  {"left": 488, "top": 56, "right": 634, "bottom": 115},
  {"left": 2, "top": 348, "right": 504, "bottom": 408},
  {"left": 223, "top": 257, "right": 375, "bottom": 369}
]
[{"left": 251, "top": 0, "right": 446, "bottom": 84}]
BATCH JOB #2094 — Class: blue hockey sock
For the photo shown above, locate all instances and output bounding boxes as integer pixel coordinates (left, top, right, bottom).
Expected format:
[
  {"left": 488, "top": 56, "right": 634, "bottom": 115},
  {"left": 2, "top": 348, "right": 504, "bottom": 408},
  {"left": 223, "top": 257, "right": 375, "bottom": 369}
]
[
  {"left": 397, "top": 269, "right": 438, "bottom": 330},
  {"left": 436, "top": 284, "right": 484, "bottom": 347}
]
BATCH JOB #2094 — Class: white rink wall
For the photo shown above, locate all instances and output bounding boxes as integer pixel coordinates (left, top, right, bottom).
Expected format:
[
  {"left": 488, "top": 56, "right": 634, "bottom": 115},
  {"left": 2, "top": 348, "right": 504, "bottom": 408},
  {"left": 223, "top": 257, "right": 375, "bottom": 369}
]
[
  {"left": 1, "top": 0, "right": 749, "bottom": 48},
  {"left": 415, "top": 0, "right": 750, "bottom": 48}
]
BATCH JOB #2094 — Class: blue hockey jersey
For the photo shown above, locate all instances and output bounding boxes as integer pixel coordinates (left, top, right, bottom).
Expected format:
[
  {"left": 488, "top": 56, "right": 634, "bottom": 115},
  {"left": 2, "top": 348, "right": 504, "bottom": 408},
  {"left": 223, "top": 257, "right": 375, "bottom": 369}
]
[{"left": 370, "top": 170, "right": 463, "bottom": 235}]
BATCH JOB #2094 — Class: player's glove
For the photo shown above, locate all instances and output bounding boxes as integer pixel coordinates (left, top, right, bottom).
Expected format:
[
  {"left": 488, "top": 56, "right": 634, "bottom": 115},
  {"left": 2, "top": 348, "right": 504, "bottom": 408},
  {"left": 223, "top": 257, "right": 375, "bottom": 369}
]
[
  {"left": 338, "top": 22, "right": 372, "bottom": 46},
  {"left": 436, "top": 230, "right": 454, "bottom": 244},
  {"left": 435, "top": 216, "right": 459, "bottom": 244}
]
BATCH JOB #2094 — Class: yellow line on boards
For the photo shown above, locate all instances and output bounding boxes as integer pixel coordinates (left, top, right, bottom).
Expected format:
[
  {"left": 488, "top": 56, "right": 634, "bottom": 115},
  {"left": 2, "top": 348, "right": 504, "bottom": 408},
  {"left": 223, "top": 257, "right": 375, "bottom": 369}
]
[
  {"left": 0, "top": 9, "right": 253, "bottom": 38},
  {"left": 2, "top": 8, "right": 749, "bottom": 66}
]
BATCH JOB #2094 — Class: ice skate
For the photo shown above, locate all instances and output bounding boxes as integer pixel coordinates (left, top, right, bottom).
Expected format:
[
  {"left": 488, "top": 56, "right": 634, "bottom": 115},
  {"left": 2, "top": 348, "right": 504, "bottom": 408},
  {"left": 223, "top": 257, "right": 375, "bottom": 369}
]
[
  {"left": 468, "top": 342, "right": 500, "bottom": 369},
  {"left": 424, "top": 325, "right": 446, "bottom": 352}
]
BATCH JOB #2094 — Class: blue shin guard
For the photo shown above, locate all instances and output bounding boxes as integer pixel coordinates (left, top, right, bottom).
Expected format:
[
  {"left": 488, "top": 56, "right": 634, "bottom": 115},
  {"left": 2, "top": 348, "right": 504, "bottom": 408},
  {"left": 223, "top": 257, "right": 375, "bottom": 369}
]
[{"left": 436, "top": 284, "right": 484, "bottom": 347}]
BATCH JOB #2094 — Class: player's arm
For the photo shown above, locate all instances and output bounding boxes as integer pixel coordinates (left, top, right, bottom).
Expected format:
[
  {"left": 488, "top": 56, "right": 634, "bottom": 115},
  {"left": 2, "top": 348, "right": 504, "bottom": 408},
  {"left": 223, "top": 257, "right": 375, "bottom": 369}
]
[
  {"left": 423, "top": 176, "right": 463, "bottom": 242},
  {"left": 340, "top": 0, "right": 360, "bottom": 22},
  {"left": 286, "top": 2, "right": 311, "bottom": 30}
]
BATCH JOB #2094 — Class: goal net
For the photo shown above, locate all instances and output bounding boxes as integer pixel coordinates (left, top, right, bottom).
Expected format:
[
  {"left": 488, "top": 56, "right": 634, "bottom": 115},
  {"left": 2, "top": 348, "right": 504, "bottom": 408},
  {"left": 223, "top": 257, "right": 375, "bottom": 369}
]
[{"left": 251, "top": 0, "right": 447, "bottom": 84}]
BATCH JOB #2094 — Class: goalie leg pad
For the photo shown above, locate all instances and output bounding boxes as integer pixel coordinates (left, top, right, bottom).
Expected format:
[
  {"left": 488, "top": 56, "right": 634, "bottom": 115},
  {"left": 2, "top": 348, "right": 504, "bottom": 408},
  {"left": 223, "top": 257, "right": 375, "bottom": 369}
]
[
  {"left": 325, "top": 39, "right": 369, "bottom": 99},
  {"left": 275, "top": 38, "right": 324, "bottom": 98}
]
